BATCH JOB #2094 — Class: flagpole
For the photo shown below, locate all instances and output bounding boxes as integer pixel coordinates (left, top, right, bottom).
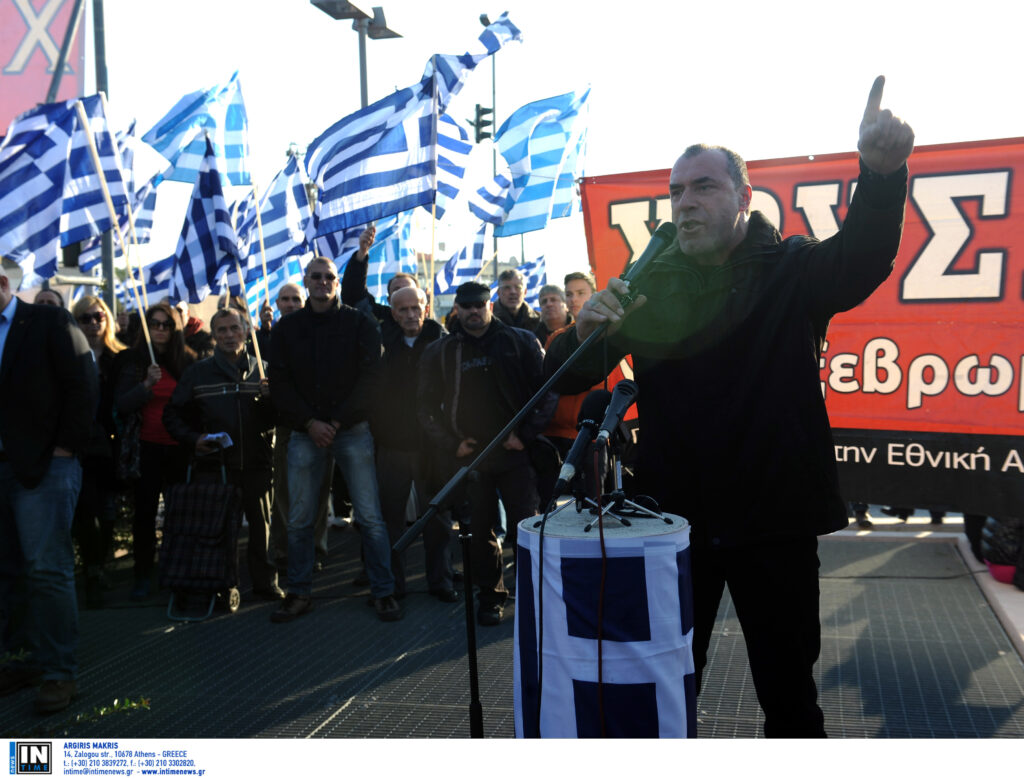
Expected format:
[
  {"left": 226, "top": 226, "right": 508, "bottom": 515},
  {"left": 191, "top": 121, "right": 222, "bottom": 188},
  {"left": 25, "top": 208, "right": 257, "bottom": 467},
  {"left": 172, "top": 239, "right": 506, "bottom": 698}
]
[
  {"left": 251, "top": 182, "right": 272, "bottom": 309},
  {"left": 231, "top": 258, "right": 266, "bottom": 381},
  {"left": 472, "top": 244, "right": 501, "bottom": 283},
  {"left": 73, "top": 99, "right": 155, "bottom": 364},
  {"left": 98, "top": 92, "right": 149, "bottom": 310},
  {"left": 429, "top": 54, "right": 438, "bottom": 315}
]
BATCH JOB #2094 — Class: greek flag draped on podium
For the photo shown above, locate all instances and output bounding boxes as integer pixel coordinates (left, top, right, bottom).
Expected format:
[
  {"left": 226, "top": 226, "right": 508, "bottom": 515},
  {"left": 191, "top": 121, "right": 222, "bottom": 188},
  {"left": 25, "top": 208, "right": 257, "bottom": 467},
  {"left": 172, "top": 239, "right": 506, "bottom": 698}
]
[
  {"left": 168, "top": 136, "right": 240, "bottom": 303},
  {"left": 0, "top": 95, "right": 129, "bottom": 280},
  {"left": 492, "top": 88, "right": 590, "bottom": 236},
  {"left": 143, "top": 71, "right": 250, "bottom": 186},
  {"left": 435, "top": 222, "right": 487, "bottom": 294},
  {"left": 305, "top": 13, "right": 520, "bottom": 235},
  {"left": 490, "top": 255, "right": 546, "bottom": 307},
  {"left": 234, "top": 155, "right": 312, "bottom": 275}
]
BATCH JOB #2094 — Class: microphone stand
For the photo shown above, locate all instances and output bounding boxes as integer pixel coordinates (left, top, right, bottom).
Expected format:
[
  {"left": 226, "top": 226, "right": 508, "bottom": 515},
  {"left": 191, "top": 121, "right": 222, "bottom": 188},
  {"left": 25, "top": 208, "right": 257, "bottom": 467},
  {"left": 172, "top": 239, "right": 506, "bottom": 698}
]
[{"left": 393, "top": 320, "right": 614, "bottom": 738}]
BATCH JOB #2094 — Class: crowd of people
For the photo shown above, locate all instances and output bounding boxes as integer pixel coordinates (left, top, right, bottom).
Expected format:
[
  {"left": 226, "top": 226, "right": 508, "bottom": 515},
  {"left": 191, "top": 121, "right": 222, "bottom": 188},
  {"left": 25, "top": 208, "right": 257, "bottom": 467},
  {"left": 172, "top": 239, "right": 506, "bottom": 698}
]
[{"left": 0, "top": 239, "right": 603, "bottom": 715}]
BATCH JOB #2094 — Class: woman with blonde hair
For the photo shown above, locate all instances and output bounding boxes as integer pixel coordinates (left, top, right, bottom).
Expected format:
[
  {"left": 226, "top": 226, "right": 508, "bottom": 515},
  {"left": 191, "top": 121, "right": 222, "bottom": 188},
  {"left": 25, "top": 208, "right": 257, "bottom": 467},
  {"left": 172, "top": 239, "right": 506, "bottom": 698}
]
[{"left": 70, "top": 295, "right": 125, "bottom": 607}]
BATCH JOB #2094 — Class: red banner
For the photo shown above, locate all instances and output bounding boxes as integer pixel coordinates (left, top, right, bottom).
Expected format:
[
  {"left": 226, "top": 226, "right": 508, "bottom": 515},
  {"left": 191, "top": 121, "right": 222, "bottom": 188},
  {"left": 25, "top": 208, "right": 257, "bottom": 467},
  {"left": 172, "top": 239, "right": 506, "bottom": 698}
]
[
  {"left": 1, "top": 0, "right": 86, "bottom": 131},
  {"left": 580, "top": 139, "right": 1024, "bottom": 514}
]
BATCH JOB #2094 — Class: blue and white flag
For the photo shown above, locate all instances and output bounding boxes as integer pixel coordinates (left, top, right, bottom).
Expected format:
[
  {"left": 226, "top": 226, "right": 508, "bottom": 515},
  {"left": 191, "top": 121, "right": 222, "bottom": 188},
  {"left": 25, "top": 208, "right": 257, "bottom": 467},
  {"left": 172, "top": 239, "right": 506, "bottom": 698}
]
[
  {"left": 0, "top": 95, "right": 129, "bottom": 280},
  {"left": 143, "top": 71, "right": 250, "bottom": 187},
  {"left": 306, "top": 13, "right": 520, "bottom": 235},
  {"left": 234, "top": 155, "right": 312, "bottom": 275},
  {"left": 430, "top": 113, "right": 473, "bottom": 220},
  {"left": 79, "top": 179, "right": 158, "bottom": 272},
  {"left": 167, "top": 136, "right": 240, "bottom": 303},
  {"left": 493, "top": 88, "right": 590, "bottom": 237},
  {"left": 467, "top": 170, "right": 512, "bottom": 225},
  {"left": 435, "top": 222, "right": 487, "bottom": 295},
  {"left": 117, "top": 253, "right": 176, "bottom": 306},
  {"left": 364, "top": 210, "right": 417, "bottom": 303},
  {"left": 245, "top": 254, "right": 306, "bottom": 323},
  {"left": 490, "top": 255, "right": 546, "bottom": 308}
]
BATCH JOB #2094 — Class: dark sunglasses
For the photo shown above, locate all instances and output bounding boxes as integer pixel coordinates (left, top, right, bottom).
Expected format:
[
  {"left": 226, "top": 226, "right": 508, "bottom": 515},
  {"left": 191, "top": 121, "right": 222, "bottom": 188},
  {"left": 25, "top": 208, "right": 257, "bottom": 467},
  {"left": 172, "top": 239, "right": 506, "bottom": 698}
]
[
  {"left": 308, "top": 272, "right": 337, "bottom": 282},
  {"left": 148, "top": 319, "right": 173, "bottom": 331},
  {"left": 77, "top": 312, "right": 105, "bottom": 324},
  {"left": 458, "top": 300, "right": 487, "bottom": 309}
]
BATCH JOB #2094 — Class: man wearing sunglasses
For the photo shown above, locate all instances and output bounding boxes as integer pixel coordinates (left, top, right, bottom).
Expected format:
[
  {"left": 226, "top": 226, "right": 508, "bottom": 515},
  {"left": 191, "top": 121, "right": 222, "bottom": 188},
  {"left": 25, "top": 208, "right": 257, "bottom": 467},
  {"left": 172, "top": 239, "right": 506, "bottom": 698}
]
[
  {"left": 268, "top": 257, "right": 401, "bottom": 623},
  {"left": 418, "top": 281, "right": 556, "bottom": 626}
]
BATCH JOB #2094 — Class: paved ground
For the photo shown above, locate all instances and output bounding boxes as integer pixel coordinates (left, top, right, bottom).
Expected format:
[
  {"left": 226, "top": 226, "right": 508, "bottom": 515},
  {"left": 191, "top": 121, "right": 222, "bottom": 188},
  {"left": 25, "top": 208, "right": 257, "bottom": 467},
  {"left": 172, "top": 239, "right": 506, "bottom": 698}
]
[{"left": 2, "top": 508, "right": 1023, "bottom": 739}]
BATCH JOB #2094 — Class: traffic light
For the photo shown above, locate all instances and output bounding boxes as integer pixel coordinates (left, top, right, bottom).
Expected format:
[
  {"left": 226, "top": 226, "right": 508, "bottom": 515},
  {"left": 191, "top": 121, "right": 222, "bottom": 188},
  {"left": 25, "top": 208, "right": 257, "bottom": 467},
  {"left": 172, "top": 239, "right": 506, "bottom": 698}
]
[{"left": 472, "top": 103, "right": 493, "bottom": 143}]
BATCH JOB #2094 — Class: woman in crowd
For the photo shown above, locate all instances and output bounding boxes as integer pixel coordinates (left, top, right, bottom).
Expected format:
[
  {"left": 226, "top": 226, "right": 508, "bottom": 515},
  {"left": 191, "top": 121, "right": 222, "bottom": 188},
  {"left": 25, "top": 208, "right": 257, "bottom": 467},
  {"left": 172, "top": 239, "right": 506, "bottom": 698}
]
[
  {"left": 71, "top": 295, "right": 125, "bottom": 607},
  {"left": 114, "top": 302, "right": 196, "bottom": 600}
]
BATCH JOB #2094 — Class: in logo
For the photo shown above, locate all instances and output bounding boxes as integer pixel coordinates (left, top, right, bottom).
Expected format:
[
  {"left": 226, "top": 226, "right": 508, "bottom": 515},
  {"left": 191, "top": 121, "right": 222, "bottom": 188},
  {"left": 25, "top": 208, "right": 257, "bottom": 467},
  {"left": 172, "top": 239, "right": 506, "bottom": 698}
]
[{"left": 14, "top": 742, "right": 51, "bottom": 774}]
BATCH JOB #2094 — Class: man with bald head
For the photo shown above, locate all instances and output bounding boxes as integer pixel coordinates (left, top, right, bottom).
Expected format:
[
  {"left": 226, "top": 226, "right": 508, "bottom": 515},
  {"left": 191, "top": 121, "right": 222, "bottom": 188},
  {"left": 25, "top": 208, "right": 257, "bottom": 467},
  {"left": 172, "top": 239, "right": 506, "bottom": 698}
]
[
  {"left": 545, "top": 77, "right": 914, "bottom": 736},
  {"left": 371, "top": 285, "right": 455, "bottom": 602}
]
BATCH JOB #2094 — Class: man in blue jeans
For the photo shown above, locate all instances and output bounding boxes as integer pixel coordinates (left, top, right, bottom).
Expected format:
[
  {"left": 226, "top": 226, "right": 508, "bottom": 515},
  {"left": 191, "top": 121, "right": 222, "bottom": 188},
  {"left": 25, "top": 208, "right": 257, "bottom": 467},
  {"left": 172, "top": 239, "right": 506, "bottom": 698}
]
[
  {"left": 268, "top": 256, "right": 401, "bottom": 622},
  {"left": 0, "top": 259, "right": 97, "bottom": 713}
]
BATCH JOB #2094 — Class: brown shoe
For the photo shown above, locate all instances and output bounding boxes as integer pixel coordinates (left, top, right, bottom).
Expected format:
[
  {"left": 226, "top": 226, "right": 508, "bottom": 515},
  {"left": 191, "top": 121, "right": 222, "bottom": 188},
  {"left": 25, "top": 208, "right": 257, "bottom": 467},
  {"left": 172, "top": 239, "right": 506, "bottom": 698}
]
[
  {"left": 270, "top": 594, "right": 313, "bottom": 623},
  {"left": 370, "top": 595, "right": 403, "bottom": 622},
  {"left": 35, "top": 679, "right": 76, "bottom": 714}
]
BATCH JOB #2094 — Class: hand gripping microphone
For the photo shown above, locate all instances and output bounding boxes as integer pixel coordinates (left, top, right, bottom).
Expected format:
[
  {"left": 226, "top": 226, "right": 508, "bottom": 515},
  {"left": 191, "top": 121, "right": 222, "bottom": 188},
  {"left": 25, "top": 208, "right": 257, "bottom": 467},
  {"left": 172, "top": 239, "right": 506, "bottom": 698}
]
[
  {"left": 595, "top": 379, "right": 639, "bottom": 446},
  {"left": 552, "top": 390, "right": 612, "bottom": 497},
  {"left": 615, "top": 222, "right": 678, "bottom": 308}
]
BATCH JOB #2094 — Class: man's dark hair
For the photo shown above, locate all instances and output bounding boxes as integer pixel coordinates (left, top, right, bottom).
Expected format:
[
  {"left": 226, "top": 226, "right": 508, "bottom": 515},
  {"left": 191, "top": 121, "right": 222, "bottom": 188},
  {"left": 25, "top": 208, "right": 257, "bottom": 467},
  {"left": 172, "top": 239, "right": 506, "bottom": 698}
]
[
  {"left": 682, "top": 144, "right": 749, "bottom": 191},
  {"left": 387, "top": 272, "right": 419, "bottom": 296},
  {"left": 563, "top": 270, "right": 596, "bottom": 292},
  {"left": 210, "top": 306, "right": 249, "bottom": 332},
  {"left": 498, "top": 268, "right": 525, "bottom": 285}
]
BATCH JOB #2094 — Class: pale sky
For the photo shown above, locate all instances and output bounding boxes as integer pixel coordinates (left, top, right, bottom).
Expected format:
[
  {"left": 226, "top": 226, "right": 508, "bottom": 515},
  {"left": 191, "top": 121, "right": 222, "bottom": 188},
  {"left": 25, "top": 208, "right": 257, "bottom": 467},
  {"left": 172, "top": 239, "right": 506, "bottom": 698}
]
[{"left": 83, "top": 0, "right": 1024, "bottom": 286}]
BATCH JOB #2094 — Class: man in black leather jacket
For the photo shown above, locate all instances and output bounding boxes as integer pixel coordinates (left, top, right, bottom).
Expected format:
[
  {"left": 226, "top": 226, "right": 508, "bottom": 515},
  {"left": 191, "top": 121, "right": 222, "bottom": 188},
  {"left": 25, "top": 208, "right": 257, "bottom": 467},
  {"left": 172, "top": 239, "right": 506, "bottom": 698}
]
[
  {"left": 419, "top": 282, "right": 556, "bottom": 626},
  {"left": 163, "top": 308, "right": 281, "bottom": 600},
  {"left": 545, "top": 77, "right": 915, "bottom": 737}
]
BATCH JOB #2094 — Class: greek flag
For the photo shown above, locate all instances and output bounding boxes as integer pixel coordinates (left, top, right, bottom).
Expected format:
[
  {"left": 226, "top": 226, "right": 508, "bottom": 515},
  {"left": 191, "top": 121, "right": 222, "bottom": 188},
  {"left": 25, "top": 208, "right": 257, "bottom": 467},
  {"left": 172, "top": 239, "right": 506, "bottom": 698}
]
[
  {"left": 490, "top": 255, "right": 546, "bottom": 307},
  {"left": 0, "top": 94, "right": 129, "bottom": 280},
  {"left": 245, "top": 254, "right": 306, "bottom": 322},
  {"left": 79, "top": 180, "right": 157, "bottom": 272},
  {"left": 143, "top": 71, "right": 250, "bottom": 186},
  {"left": 234, "top": 155, "right": 312, "bottom": 275},
  {"left": 431, "top": 113, "right": 473, "bottom": 220},
  {"left": 306, "top": 13, "right": 520, "bottom": 235},
  {"left": 168, "top": 136, "right": 240, "bottom": 303},
  {"left": 364, "top": 210, "right": 416, "bottom": 303},
  {"left": 493, "top": 88, "right": 590, "bottom": 237},
  {"left": 467, "top": 170, "right": 512, "bottom": 225},
  {"left": 435, "top": 222, "right": 487, "bottom": 294},
  {"left": 117, "top": 253, "right": 175, "bottom": 306}
]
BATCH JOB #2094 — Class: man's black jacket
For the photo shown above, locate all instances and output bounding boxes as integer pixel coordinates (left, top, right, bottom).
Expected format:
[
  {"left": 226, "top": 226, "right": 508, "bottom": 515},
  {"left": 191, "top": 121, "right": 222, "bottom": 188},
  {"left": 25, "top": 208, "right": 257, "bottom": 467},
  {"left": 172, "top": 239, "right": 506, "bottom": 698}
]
[
  {"left": 371, "top": 318, "right": 445, "bottom": 452},
  {"left": 163, "top": 348, "right": 276, "bottom": 470},
  {"left": 0, "top": 300, "right": 96, "bottom": 488},
  {"left": 268, "top": 297, "right": 382, "bottom": 432},
  {"left": 545, "top": 162, "right": 908, "bottom": 548},
  {"left": 418, "top": 317, "right": 556, "bottom": 460},
  {"left": 494, "top": 300, "right": 540, "bottom": 331}
]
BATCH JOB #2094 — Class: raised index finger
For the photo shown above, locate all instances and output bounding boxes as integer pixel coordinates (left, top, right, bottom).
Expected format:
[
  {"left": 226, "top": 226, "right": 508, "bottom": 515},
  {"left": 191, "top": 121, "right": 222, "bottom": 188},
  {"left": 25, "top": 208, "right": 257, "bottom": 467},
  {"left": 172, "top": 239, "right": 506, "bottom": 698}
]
[{"left": 863, "top": 75, "right": 885, "bottom": 122}]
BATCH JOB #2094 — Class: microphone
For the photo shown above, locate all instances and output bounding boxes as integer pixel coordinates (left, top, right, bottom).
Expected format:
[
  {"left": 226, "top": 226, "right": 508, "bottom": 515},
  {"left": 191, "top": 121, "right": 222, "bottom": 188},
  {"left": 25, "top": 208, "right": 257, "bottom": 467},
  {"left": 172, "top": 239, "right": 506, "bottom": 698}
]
[
  {"left": 552, "top": 390, "right": 611, "bottom": 497},
  {"left": 616, "top": 222, "right": 677, "bottom": 307},
  {"left": 595, "top": 379, "right": 638, "bottom": 446}
]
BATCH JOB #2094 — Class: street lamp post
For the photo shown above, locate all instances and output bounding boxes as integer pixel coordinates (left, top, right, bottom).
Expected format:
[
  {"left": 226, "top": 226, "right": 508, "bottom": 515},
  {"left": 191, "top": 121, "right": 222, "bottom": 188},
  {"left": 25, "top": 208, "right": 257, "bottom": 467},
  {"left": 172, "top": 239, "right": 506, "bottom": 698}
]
[
  {"left": 480, "top": 13, "right": 499, "bottom": 283},
  {"left": 310, "top": 2, "right": 401, "bottom": 109}
]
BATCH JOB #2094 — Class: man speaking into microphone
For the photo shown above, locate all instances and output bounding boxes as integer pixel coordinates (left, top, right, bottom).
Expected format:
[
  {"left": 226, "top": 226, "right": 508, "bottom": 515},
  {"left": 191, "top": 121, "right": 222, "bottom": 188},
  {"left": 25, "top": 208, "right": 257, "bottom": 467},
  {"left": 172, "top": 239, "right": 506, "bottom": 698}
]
[{"left": 544, "top": 77, "right": 914, "bottom": 737}]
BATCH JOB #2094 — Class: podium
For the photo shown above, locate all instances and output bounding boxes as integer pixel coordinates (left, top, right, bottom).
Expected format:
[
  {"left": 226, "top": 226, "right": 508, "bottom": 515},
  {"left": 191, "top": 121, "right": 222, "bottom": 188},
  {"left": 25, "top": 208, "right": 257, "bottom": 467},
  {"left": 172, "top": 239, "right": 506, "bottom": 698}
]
[{"left": 513, "top": 506, "right": 696, "bottom": 738}]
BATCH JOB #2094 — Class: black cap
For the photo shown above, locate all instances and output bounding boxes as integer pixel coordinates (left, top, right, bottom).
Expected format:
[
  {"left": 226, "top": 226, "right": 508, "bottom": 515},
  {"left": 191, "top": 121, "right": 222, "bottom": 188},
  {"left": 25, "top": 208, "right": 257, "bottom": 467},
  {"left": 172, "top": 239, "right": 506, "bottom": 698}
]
[{"left": 454, "top": 281, "right": 491, "bottom": 306}]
